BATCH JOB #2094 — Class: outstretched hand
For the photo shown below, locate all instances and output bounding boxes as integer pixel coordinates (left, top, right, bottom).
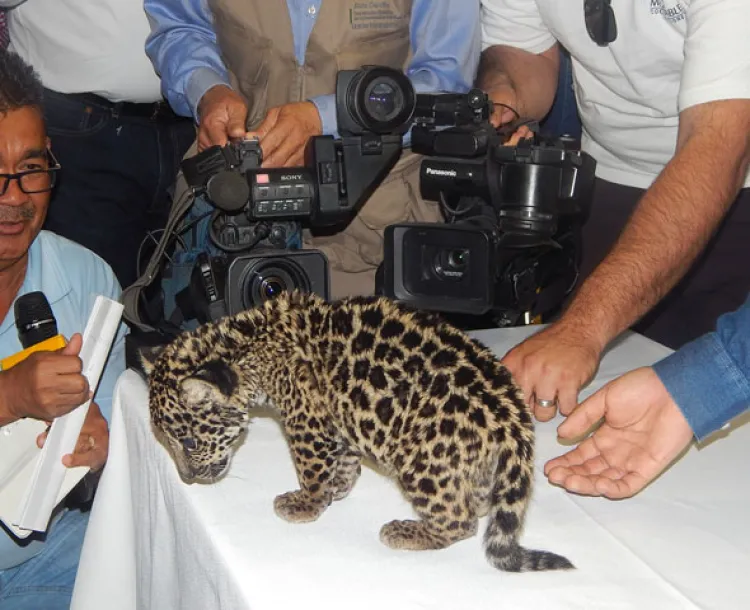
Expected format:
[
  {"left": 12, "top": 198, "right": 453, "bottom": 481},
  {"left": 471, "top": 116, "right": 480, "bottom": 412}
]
[
  {"left": 544, "top": 367, "right": 695, "bottom": 499},
  {"left": 501, "top": 322, "right": 602, "bottom": 421}
]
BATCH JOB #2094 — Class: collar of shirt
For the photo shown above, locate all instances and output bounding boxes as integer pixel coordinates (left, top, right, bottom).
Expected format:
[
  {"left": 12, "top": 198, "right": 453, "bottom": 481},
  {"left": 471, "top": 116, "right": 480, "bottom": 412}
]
[{"left": 0, "top": 232, "right": 73, "bottom": 340}]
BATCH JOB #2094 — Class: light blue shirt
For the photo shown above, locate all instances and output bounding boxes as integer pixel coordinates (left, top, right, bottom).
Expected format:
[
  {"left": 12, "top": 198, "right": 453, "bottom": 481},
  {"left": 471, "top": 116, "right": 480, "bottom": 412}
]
[
  {"left": 0, "top": 231, "right": 128, "bottom": 570},
  {"left": 653, "top": 293, "right": 750, "bottom": 442},
  {"left": 144, "top": 0, "right": 481, "bottom": 137}
]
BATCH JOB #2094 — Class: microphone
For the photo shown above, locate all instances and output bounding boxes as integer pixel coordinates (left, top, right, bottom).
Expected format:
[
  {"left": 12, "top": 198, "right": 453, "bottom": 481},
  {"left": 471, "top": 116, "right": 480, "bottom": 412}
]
[{"left": 1, "top": 291, "right": 67, "bottom": 370}]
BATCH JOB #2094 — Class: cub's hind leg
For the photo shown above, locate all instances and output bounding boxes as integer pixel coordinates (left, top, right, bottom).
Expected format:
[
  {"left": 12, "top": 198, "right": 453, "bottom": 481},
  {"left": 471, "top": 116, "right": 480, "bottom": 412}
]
[{"left": 380, "top": 464, "right": 478, "bottom": 551}]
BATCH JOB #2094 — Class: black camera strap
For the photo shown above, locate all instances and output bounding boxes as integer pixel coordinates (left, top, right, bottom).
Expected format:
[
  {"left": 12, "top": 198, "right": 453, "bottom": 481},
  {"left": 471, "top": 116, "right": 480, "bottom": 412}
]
[{"left": 122, "top": 174, "right": 196, "bottom": 332}]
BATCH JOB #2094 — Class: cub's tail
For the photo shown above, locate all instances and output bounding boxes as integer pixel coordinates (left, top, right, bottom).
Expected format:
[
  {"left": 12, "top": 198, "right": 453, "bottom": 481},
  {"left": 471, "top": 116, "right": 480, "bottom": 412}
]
[{"left": 483, "top": 458, "right": 573, "bottom": 572}]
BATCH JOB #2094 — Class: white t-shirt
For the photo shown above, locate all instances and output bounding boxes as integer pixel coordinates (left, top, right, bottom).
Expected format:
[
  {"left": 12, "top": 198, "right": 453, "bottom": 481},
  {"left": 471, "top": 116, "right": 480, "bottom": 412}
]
[
  {"left": 481, "top": 0, "right": 750, "bottom": 189},
  {"left": 6, "top": 0, "right": 162, "bottom": 103}
]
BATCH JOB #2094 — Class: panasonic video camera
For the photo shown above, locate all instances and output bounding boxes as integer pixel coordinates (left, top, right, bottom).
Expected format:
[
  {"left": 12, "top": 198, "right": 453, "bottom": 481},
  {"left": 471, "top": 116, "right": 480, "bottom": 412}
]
[
  {"left": 176, "top": 66, "right": 416, "bottom": 322},
  {"left": 380, "top": 89, "right": 597, "bottom": 325}
]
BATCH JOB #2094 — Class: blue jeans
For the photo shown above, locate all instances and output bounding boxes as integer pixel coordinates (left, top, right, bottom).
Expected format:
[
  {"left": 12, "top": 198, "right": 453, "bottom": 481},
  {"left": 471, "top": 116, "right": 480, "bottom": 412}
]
[
  {"left": 0, "top": 509, "right": 89, "bottom": 610},
  {"left": 41, "top": 88, "right": 196, "bottom": 288},
  {"left": 540, "top": 49, "right": 581, "bottom": 140}
]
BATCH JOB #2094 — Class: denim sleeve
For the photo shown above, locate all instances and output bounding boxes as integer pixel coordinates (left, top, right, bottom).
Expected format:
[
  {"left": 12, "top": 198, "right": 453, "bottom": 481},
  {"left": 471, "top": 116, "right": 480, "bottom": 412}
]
[
  {"left": 144, "top": 0, "right": 230, "bottom": 120},
  {"left": 653, "top": 295, "right": 750, "bottom": 441},
  {"left": 310, "top": 0, "right": 481, "bottom": 142}
]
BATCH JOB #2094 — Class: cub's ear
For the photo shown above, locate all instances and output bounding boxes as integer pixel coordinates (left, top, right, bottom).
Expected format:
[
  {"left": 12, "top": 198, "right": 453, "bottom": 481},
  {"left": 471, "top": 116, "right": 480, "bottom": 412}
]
[
  {"left": 138, "top": 344, "right": 164, "bottom": 376},
  {"left": 179, "top": 359, "right": 239, "bottom": 406}
]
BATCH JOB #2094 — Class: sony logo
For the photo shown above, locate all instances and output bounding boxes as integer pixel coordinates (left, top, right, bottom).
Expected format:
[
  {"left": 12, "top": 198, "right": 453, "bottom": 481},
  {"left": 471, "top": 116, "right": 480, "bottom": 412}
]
[
  {"left": 281, "top": 174, "right": 304, "bottom": 181},
  {"left": 425, "top": 167, "right": 457, "bottom": 178}
]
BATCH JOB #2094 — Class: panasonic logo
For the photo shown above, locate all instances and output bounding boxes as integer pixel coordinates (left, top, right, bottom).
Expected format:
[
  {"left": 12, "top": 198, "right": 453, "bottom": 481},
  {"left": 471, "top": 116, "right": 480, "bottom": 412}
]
[{"left": 425, "top": 167, "right": 457, "bottom": 178}]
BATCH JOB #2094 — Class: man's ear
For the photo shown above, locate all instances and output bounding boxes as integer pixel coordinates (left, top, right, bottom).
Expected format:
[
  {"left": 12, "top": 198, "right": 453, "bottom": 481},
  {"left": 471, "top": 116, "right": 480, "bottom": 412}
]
[{"left": 138, "top": 345, "right": 164, "bottom": 376}]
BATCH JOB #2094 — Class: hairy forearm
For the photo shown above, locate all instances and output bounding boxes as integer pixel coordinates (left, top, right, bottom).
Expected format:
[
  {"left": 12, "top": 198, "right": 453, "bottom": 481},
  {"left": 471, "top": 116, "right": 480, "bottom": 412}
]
[
  {"left": 477, "top": 44, "right": 559, "bottom": 120},
  {"left": 562, "top": 100, "right": 750, "bottom": 350}
]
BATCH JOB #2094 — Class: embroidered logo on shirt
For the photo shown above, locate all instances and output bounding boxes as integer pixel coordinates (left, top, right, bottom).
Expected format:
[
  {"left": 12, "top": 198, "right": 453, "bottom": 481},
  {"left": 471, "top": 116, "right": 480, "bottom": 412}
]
[
  {"left": 349, "top": 1, "right": 406, "bottom": 30},
  {"left": 650, "top": 0, "right": 688, "bottom": 23}
]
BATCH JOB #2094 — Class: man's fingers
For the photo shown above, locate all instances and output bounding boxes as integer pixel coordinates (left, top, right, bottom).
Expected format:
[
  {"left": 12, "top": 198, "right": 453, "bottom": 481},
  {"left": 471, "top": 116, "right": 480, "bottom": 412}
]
[
  {"left": 558, "top": 389, "right": 608, "bottom": 439},
  {"left": 557, "top": 383, "right": 579, "bottom": 418},
  {"left": 547, "top": 470, "right": 601, "bottom": 496},
  {"left": 201, "top": 121, "right": 230, "bottom": 149},
  {"left": 597, "top": 473, "right": 646, "bottom": 499}
]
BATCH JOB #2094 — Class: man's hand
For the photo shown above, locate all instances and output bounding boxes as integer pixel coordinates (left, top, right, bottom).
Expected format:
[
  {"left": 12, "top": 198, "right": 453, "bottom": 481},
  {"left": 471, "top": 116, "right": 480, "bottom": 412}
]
[
  {"left": 247, "top": 102, "right": 323, "bottom": 168},
  {"left": 544, "top": 367, "right": 694, "bottom": 499},
  {"left": 0, "top": 334, "right": 90, "bottom": 423},
  {"left": 37, "top": 402, "right": 109, "bottom": 472},
  {"left": 502, "top": 322, "right": 602, "bottom": 421},
  {"left": 197, "top": 85, "right": 248, "bottom": 151}
]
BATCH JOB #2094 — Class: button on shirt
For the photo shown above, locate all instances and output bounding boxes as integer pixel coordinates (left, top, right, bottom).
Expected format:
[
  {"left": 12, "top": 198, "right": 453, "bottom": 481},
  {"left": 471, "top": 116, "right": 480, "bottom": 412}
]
[{"left": 0, "top": 231, "right": 127, "bottom": 571}]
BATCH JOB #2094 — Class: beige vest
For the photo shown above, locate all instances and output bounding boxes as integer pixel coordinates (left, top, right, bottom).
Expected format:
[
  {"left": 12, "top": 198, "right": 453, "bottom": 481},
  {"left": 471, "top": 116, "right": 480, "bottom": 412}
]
[
  {"left": 209, "top": 0, "right": 413, "bottom": 129},
  {"left": 206, "top": 0, "right": 441, "bottom": 296}
]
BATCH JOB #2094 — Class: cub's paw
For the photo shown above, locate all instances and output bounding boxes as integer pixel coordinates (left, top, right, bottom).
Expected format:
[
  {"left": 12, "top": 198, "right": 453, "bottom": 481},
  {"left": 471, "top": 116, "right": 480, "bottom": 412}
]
[
  {"left": 379, "top": 519, "right": 449, "bottom": 551},
  {"left": 274, "top": 490, "right": 329, "bottom": 523}
]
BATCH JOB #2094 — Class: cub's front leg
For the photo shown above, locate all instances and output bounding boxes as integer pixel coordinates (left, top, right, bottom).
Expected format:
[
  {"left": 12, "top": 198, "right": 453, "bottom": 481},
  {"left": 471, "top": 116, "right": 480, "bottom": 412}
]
[{"left": 274, "top": 416, "right": 340, "bottom": 523}]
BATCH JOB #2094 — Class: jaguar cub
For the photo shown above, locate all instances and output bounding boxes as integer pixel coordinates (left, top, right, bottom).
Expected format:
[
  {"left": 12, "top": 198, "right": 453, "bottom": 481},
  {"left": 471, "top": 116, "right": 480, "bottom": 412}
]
[{"left": 141, "top": 292, "right": 572, "bottom": 572}]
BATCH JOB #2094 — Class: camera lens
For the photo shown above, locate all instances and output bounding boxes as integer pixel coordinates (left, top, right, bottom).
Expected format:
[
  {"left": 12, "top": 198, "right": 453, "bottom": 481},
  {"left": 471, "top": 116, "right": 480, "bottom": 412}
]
[
  {"left": 259, "top": 276, "right": 286, "bottom": 301},
  {"left": 364, "top": 80, "right": 401, "bottom": 123},
  {"left": 347, "top": 67, "right": 416, "bottom": 134},
  {"left": 433, "top": 248, "right": 470, "bottom": 280},
  {"left": 447, "top": 249, "right": 469, "bottom": 270},
  {"left": 243, "top": 259, "right": 311, "bottom": 307}
]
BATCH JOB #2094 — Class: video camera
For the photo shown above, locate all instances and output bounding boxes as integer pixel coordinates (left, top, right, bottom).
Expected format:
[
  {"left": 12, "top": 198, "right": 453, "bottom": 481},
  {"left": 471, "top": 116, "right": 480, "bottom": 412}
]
[
  {"left": 379, "top": 88, "right": 596, "bottom": 325},
  {"left": 176, "top": 66, "right": 416, "bottom": 323}
]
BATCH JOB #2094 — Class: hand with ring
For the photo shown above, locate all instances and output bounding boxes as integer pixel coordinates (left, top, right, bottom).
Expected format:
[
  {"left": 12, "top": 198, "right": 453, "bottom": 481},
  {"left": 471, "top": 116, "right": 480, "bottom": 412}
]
[
  {"left": 535, "top": 397, "right": 558, "bottom": 410},
  {"left": 501, "top": 321, "right": 602, "bottom": 421}
]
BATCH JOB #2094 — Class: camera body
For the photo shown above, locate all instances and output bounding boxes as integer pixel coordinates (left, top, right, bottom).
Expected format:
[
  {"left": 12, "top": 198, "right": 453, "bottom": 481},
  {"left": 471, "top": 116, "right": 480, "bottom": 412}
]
[
  {"left": 174, "top": 66, "right": 418, "bottom": 323},
  {"left": 381, "top": 90, "right": 596, "bottom": 323}
]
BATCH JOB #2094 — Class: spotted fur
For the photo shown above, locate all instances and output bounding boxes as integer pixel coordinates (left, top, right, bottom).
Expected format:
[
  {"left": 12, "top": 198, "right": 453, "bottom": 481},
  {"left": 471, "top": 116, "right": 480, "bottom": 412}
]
[{"left": 141, "top": 292, "right": 572, "bottom": 572}]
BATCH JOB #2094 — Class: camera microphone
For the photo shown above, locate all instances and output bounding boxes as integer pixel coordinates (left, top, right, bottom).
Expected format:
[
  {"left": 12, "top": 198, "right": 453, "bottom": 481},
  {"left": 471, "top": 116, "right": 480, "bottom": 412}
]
[{"left": 0, "top": 291, "right": 67, "bottom": 370}]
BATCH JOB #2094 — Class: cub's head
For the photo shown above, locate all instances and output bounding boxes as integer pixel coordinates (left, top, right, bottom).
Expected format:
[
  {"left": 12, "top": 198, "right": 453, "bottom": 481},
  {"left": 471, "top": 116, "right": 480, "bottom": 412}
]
[{"left": 140, "top": 346, "right": 250, "bottom": 484}]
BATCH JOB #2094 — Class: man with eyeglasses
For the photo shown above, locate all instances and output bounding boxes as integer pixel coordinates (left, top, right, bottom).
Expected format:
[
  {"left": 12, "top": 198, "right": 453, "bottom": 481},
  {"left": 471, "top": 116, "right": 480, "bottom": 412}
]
[
  {"left": 0, "top": 50, "right": 126, "bottom": 609},
  {"left": 477, "top": 0, "right": 750, "bottom": 423}
]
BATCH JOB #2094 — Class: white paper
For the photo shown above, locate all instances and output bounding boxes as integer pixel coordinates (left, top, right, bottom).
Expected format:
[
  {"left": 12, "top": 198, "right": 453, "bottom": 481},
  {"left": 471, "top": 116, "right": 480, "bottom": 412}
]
[{"left": 9, "top": 296, "right": 123, "bottom": 534}]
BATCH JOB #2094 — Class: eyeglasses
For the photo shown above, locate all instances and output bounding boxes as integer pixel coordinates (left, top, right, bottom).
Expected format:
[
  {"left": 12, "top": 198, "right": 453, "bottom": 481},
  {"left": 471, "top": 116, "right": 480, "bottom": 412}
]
[
  {"left": 0, "top": 150, "right": 61, "bottom": 196},
  {"left": 584, "top": 0, "right": 617, "bottom": 46}
]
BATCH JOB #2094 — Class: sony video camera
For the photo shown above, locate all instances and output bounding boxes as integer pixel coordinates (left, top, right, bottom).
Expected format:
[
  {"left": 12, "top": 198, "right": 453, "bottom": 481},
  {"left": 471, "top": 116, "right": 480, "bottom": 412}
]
[
  {"left": 380, "top": 89, "right": 596, "bottom": 325},
  {"left": 176, "top": 66, "right": 416, "bottom": 323}
]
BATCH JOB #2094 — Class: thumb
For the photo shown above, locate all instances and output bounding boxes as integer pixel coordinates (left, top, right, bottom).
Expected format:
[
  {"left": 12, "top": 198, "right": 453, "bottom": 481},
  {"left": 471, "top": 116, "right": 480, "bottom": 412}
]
[
  {"left": 226, "top": 105, "right": 249, "bottom": 140},
  {"left": 61, "top": 333, "right": 83, "bottom": 356},
  {"left": 557, "top": 387, "right": 607, "bottom": 440}
]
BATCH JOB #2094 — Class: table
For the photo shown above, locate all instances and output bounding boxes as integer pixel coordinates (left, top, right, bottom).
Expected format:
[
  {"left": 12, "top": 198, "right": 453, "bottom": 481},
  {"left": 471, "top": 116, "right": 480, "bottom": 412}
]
[{"left": 71, "top": 326, "right": 750, "bottom": 609}]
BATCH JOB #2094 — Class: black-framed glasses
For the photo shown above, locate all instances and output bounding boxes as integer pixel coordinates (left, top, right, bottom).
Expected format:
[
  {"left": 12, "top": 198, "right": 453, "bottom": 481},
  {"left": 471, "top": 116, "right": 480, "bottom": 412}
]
[
  {"left": 0, "top": 150, "right": 61, "bottom": 196},
  {"left": 584, "top": 0, "right": 618, "bottom": 46}
]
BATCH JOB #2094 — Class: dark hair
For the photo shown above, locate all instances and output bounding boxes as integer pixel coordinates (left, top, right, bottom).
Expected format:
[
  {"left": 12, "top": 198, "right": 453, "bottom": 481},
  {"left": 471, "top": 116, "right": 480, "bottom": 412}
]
[{"left": 0, "top": 49, "right": 44, "bottom": 114}]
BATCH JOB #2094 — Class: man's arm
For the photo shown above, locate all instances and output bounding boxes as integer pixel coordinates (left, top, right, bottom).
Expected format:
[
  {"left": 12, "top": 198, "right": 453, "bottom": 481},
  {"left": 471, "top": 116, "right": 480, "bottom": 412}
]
[
  {"left": 144, "top": 0, "right": 229, "bottom": 119},
  {"left": 477, "top": 0, "right": 559, "bottom": 123},
  {"left": 477, "top": 44, "right": 559, "bottom": 124},
  {"left": 503, "top": 98, "right": 750, "bottom": 420},
  {"left": 310, "top": 0, "right": 481, "bottom": 139},
  {"left": 563, "top": 99, "right": 750, "bottom": 360}
]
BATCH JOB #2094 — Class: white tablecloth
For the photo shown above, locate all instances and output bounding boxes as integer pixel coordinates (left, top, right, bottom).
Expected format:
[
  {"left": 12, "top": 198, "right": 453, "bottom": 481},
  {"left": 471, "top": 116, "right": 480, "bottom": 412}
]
[{"left": 71, "top": 327, "right": 750, "bottom": 610}]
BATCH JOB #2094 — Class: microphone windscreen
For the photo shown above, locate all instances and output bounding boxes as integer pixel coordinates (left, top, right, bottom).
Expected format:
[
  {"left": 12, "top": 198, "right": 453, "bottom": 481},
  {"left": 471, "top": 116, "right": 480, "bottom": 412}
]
[
  {"left": 206, "top": 171, "right": 251, "bottom": 213},
  {"left": 14, "top": 291, "right": 59, "bottom": 349}
]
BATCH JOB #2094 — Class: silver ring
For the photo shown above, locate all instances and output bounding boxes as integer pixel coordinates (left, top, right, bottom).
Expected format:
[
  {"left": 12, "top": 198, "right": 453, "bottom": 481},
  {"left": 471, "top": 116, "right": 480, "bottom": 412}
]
[{"left": 536, "top": 398, "right": 557, "bottom": 408}]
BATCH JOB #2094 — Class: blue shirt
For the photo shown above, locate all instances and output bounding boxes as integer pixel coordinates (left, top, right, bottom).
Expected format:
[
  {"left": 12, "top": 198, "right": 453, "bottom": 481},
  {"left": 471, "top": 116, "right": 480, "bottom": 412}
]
[
  {"left": 0, "top": 231, "right": 128, "bottom": 570},
  {"left": 144, "top": 0, "right": 481, "bottom": 137},
  {"left": 653, "top": 294, "right": 750, "bottom": 442}
]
